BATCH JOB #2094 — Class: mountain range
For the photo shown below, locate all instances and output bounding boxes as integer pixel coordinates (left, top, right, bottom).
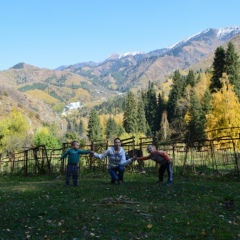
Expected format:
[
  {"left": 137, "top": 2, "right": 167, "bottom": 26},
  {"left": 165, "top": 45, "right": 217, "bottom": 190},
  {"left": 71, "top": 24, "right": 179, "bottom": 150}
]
[
  {"left": 1, "top": 26, "right": 240, "bottom": 126},
  {"left": 56, "top": 26, "right": 240, "bottom": 91}
]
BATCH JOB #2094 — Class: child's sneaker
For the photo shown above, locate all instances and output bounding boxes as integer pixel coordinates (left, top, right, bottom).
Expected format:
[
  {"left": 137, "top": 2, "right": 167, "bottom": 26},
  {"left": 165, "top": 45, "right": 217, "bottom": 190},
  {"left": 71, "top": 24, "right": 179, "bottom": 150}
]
[{"left": 166, "top": 180, "right": 172, "bottom": 186}]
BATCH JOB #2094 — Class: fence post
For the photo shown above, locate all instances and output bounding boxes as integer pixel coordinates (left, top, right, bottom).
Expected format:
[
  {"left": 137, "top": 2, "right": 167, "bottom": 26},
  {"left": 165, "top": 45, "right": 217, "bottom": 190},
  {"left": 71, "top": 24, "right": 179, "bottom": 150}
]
[
  {"left": 190, "top": 143, "right": 196, "bottom": 174},
  {"left": 90, "top": 141, "right": 94, "bottom": 169},
  {"left": 105, "top": 140, "right": 108, "bottom": 166},
  {"left": 172, "top": 143, "right": 176, "bottom": 173},
  {"left": 25, "top": 150, "right": 28, "bottom": 176},
  {"left": 12, "top": 156, "right": 15, "bottom": 174},
  {"left": 230, "top": 136, "right": 239, "bottom": 176},
  {"left": 210, "top": 140, "right": 217, "bottom": 173},
  {"left": 182, "top": 143, "right": 189, "bottom": 175},
  {"left": 43, "top": 145, "right": 51, "bottom": 174}
]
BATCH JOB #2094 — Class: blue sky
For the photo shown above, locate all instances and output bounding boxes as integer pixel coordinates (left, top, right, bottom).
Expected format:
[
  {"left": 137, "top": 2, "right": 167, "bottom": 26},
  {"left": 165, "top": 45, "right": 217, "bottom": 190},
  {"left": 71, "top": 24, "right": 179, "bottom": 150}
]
[{"left": 0, "top": 0, "right": 239, "bottom": 70}]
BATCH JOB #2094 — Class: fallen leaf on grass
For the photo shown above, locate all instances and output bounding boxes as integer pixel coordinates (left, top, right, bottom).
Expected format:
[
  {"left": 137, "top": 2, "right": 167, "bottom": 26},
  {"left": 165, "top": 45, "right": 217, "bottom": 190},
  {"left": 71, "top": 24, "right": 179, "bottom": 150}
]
[
  {"left": 201, "top": 229, "right": 206, "bottom": 236},
  {"left": 147, "top": 224, "right": 153, "bottom": 229}
]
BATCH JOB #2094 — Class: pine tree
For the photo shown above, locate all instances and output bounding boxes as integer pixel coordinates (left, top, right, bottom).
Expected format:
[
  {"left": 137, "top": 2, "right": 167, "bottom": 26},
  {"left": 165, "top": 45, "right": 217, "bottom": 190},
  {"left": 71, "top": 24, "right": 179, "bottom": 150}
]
[
  {"left": 72, "top": 118, "right": 78, "bottom": 131},
  {"left": 146, "top": 86, "right": 157, "bottom": 134},
  {"left": 186, "top": 69, "right": 195, "bottom": 87},
  {"left": 137, "top": 97, "right": 147, "bottom": 134},
  {"left": 87, "top": 109, "right": 103, "bottom": 141},
  {"left": 66, "top": 118, "right": 71, "bottom": 131},
  {"left": 225, "top": 42, "right": 240, "bottom": 99},
  {"left": 202, "top": 88, "right": 212, "bottom": 114},
  {"left": 166, "top": 70, "right": 185, "bottom": 122},
  {"left": 123, "top": 91, "right": 138, "bottom": 134},
  {"left": 156, "top": 93, "right": 165, "bottom": 132},
  {"left": 187, "top": 90, "right": 205, "bottom": 141},
  {"left": 106, "top": 117, "right": 118, "bottom": 139},
  {"left": 210, "top": 46, "right": 226, "bottom": 91},
  {"left": 79, "top": 119, "right": 84, "bottom": 136}
]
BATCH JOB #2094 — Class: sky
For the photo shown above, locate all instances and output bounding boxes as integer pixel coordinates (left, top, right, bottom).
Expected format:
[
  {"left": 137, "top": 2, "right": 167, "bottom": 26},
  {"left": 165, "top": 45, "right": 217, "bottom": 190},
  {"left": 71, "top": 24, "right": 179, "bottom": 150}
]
[{"left": 0, "top": 0, "right": 240, "bottom": 70}]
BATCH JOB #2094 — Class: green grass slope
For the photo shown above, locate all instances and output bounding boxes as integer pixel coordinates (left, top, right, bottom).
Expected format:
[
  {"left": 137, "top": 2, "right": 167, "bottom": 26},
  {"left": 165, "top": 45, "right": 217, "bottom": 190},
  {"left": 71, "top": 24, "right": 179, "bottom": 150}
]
[{"left": 0, "top": 173, "right": 239, "bottom": 239}]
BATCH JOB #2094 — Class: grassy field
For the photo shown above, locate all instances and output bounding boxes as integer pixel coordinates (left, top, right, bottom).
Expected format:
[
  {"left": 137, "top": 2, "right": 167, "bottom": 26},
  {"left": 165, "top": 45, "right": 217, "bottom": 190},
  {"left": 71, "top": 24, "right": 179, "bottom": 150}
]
[{"left": 0, "top": 170, "right": 239, "bottom": 240}]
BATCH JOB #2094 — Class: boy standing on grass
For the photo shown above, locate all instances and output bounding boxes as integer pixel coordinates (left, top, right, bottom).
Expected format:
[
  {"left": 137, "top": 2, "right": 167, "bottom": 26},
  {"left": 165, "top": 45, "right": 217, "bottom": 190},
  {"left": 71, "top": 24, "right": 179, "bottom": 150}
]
[
  {"left": 137, "top": 145, "right": 173, "bottom": 186},
  {"left": 60, "top": 141, "right": 93, "bottom": 187}
]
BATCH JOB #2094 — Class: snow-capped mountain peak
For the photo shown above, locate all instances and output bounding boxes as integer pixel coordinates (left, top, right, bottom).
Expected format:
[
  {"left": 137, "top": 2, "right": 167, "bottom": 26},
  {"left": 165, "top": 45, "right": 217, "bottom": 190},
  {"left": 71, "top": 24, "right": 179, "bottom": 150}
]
[
  {"left": 217, "top": 26, "right": 240, "bottom": 40},
  {"left": 166, "top": 27, "right": 240, "bottom": 51},
  {"left": 117, "top": 52, "right": 144, "bottom": 58},
  {"left": 103, "top": 52, "right": 145, "bottom": 62},
  {"left": 167, "top": 28, "right": 211, "bottom": 50}
]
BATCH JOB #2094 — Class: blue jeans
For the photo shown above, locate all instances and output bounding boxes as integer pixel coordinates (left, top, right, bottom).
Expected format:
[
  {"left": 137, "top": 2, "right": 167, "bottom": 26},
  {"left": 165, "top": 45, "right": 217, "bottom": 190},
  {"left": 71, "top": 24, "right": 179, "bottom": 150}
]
[
  {"left": 108, "top": 165, "right": 124, "bottom": 182},
  {"left": 66, "top": 164, "right": 79, "bottom": 186}
]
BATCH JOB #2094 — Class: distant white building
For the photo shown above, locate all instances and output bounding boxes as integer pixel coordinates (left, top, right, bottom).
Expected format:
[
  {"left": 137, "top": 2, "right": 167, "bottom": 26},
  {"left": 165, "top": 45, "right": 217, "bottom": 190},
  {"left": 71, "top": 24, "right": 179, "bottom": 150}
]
[{"left": 65, "top": 102, "right": 81, "bottom": 110}]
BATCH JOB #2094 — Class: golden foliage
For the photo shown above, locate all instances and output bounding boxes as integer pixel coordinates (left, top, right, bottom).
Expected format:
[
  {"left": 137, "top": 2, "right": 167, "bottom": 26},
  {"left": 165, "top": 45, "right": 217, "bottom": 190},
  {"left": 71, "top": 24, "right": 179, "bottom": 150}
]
[
  {"left": 206, "top": 73, "right": 240, "bottom": 139},
  {"left": 0, "top": 109, "right": 30, "bottom": 151},
  {"left": 98, "top": 113, "right": 124, "bottom": 139},
  {"left": 69, "top": 88, "right": 91, "bottom": 103},
  {"left": 193, "top": 72, "right": 211, "bottom": 100},
  {"left": 26, "top": 90, "right": 59, "bottom": 104}
]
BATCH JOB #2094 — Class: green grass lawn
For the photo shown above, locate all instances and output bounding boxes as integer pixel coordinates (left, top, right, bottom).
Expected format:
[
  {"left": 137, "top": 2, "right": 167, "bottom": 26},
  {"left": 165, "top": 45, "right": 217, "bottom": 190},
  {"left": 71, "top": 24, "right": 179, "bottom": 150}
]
[{"left": 0, "top": 171, "right": 239, "bottom": 240}]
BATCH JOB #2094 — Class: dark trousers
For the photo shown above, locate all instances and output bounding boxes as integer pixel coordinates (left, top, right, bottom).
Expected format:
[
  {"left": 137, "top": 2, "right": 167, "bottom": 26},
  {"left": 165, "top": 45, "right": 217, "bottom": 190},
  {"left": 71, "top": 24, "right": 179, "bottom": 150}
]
[
  {"left": 66, "top": 164, "right": 79, "bottom": 186},
  {"left": 158, "top": 162, "right": 173, "bottom": 182},
  {"left": 108, "top": 165, "right": 124, "bottom": 182}
]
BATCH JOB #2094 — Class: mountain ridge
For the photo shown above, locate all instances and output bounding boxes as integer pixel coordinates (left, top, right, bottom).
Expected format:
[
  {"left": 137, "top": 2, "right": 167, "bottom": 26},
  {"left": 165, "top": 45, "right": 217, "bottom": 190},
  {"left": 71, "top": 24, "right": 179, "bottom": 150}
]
[
  {"left": 55, "top": 26, "right": 240, "bottom": 91},
  {"left": 1, "top": 26, "right": 240, "bottom": 122},
  {"left": 56, "top": 26, "right": 240, "bottom": 71}
]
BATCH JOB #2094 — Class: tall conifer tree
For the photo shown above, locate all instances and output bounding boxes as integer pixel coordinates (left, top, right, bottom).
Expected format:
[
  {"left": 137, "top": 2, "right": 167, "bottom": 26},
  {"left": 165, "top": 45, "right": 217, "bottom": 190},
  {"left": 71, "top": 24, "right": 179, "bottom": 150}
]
[
  {"left": 123, "top": 91, "right": 138, "bottom": 134},
  {"left": 137, "top": 97, "right": 147, "bottom": 134},
  {"left": 187, "top": 90, "right": 205, "bottom": 141},
  {"left": 186, "top": 69, "right": 195, "bottom": 87},
  {"left": 166, "top": 70, "right": 185, "bottom": 122},
  {"left": 225, "top": 42, "right": 240, "bottom": 99},
  {"left": 87, "top": 109, "right": 102, "bottom": 141},
  {"left": 79, "top": 119, "right": 84, "bottom": 136},
  {"left": 106, "top": 117, "right": 118, "bottom": 139},
  {"left": 146, "top": 86, "right": 157, "bottom": 134},
  {"left": 156, "top": 93, "right": 165, "bottom": 132},
  {"left": 210, "top": 46, "right": 226, "bottom": 91}
]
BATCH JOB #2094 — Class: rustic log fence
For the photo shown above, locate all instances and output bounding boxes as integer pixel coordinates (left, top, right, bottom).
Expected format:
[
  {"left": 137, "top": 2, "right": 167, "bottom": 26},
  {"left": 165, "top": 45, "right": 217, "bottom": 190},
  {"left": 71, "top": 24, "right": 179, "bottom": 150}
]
[{"left": 0, "top": 135, "right": 239, "bottom": 176}]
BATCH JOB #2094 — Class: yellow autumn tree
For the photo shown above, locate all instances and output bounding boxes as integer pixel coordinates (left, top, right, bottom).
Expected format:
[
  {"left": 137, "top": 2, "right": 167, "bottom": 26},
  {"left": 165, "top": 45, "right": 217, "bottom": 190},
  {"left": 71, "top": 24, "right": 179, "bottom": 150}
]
[
  {"left": 206, "top": 73, "right": 240, "bottom": 139},
  {"left": 0, "top": 109, "right": 31, "bottom": 152}
]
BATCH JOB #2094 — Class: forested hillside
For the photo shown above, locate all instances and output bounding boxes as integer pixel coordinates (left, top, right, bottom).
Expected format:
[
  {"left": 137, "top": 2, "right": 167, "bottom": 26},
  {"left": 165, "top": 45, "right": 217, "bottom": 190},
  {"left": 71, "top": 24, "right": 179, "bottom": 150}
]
[
  {"left": 1, "top": 38, "right": 240, "bottom": 153},
  {"left": 63, "top": 41, "right": 240, "bottom": 145}
]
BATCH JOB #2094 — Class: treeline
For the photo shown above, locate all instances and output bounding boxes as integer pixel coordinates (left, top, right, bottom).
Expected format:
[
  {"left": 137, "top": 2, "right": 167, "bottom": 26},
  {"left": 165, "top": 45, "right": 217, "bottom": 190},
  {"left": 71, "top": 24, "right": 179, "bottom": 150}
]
[
  {"left": 81, "top": 41, "right": 240, "bottom": 142},
  {"left": 2, "top": 42, "right": 239, "bottom": 152}
]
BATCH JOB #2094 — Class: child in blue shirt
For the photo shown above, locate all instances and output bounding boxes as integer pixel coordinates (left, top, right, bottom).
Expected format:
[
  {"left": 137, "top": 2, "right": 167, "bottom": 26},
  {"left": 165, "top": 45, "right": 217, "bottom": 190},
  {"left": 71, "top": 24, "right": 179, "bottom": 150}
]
[{"left": 60, "top": 141, "right": 92, "bottom": 186}]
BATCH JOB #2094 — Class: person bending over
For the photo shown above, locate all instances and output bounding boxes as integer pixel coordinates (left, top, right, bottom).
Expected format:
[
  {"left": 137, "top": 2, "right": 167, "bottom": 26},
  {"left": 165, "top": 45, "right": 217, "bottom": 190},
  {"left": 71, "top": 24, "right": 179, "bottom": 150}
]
[{"left": 137, "top": 145, "right": 173, "bottom": 186}]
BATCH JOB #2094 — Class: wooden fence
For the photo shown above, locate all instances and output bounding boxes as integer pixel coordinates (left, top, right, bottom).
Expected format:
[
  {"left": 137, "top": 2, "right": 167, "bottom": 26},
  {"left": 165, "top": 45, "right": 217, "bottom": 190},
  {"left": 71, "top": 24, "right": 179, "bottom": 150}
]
[{"left": 0, "top": 136, "right": 239, "bottom": 176}]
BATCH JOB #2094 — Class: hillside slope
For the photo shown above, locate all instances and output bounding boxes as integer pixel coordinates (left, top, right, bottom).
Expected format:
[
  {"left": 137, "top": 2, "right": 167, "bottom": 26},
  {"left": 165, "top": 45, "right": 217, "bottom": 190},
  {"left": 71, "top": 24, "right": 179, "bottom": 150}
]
[
  {"left": 0, "top": 80, "right": 61, "bottom": 127},
  {"left": 187, "top": 33, "right": 240, "bottom": 72},
  {"left": 0, "top": 63, "right": 118, "bottom": 113}
]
